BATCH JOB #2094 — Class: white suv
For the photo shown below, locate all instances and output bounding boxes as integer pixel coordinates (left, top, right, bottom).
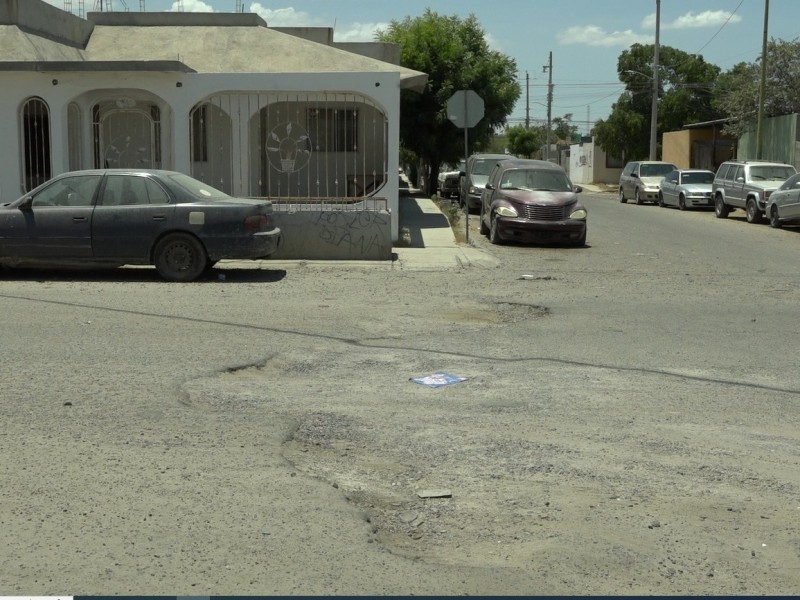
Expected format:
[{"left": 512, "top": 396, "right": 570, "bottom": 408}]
[{"left": 712, "top": 160, "right": 797, "bottom": 223}]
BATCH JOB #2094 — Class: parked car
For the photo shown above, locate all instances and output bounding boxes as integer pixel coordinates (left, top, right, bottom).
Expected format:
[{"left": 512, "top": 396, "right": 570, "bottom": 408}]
[
  {"left": 765, "top": 172, "right": 800, "bottom": 228},
  {"left": 479, "top": 158, "right": 586, "bottom": 246},
  {"left": 618, "top": 160, "right": 677, "bottom": 204},
  {"left": 712, "top": 159, "right": 797, "bottom": 223},
  {"left": 658, "top": 169, "right": 715, "bottom": 210},
  {"left": 437, "top": 160, "right": 465, "bottom": 200},
  {"left": 0, "top": 169, "right": 282, "bottom": 281},
  {"left": 460, "top": 153, "right": 509, "bottom": 212}
]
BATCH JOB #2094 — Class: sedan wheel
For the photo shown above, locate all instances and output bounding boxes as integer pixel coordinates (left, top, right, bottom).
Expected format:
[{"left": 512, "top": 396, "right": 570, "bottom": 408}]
[
  {"left": 658, "top": 192, "right": 665, "bottom": 207},
  {"left": 635, "top": 188, "right": 643, "bottom": 205},
  {"left": 746, "top": 198, "right": 763, "bottom": 224},
  {"left": 769, "top": 206, "right": 782, "bottom": 228},
  {"left": 619, "top": 188, "right": 627, "bottom": 204},
  {"left": 154, "top": 233, "right": 208, "bottom": 282},
  {"left": 678, "top": 194, "right": 686, "bottom": 211},
  {"left": 489, "top": 213, "right": 503, "bottom": 245}
]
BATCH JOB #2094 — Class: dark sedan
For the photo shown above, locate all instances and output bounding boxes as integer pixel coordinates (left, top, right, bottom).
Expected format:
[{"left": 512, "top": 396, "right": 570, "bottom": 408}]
[
  {"left": 479, "top": 158, "right": 586, "bottom": 246},
  {"left": 0, "top": 169, "right": 282, "bottom": 281}
]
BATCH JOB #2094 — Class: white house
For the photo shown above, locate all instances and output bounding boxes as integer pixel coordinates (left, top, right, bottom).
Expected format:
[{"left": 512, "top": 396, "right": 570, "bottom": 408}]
[
  {"left": 0, "top": 0, "right": 427, "bottom": 255},
  {"left": 568, "top": 138, "right": 624, "bottom": 185}
]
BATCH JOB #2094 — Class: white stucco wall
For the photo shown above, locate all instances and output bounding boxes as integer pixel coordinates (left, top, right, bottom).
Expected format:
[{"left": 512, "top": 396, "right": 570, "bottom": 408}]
[{"left": 0, "top": 69, "right": 403, "bottom": 240}]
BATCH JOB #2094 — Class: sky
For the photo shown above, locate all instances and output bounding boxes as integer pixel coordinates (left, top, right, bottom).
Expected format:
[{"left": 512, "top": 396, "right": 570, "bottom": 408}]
[{"left": 46, "top": 0, "right": 798, "bottom": 134}]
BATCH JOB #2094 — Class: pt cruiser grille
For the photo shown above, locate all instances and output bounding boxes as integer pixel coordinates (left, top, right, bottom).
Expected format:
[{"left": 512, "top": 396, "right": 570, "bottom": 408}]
[{"left": 522, "top": 204, "right": 570, "bottom": 220}]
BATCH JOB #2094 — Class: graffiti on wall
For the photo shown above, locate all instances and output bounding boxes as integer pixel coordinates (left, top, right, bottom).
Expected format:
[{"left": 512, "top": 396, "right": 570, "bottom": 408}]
[{"left": 315, "top": 211, "right": 390, "bottom": 256}]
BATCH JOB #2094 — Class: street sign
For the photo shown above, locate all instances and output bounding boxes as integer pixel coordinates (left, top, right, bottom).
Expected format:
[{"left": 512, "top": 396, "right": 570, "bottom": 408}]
[{"left": 447, "top": 90, "right": 484, "bottom": 129}]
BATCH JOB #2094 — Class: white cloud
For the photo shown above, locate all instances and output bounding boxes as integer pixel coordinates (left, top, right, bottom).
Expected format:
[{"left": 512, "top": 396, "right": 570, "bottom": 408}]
[
  {"left": 249, "top": 3, "right": 316, "bottom": 26},
  {"left": 642, "top": 10, "right": 742, "bottom": 30},
  {"left": 557, "top": 25, "right": 650, "bottom": 48},
  {"left": 334, "top": 22, "right": 389, "bottom": 42},
  {"left": 176, "top": 0, "right": 215, "bottom": 11}
]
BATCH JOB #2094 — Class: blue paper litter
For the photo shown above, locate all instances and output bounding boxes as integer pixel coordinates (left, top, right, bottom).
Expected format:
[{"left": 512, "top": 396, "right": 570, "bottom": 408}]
[{"left": 410, "top": 371, "right": 467, "bottom": 388}]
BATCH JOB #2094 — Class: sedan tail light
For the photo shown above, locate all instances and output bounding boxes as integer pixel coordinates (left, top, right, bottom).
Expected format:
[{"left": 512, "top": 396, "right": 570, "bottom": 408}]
[{"left": 244, "top": 214, "right": 271, "bottom": 231}]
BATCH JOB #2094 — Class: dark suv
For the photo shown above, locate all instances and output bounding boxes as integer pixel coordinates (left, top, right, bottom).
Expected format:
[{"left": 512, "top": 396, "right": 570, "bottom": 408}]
[
  {"left": 460, "top": 153, "right": 509, "bottom": 212},
  {"left": 479, "top": 158, "right": 586, "bottom": 246},
  {"left": 712, "top": 159, "right": 797, "bottom": 223}
]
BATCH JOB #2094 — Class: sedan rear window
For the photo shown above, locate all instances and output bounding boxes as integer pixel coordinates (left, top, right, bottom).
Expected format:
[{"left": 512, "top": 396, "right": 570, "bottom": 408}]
[{"left": 167, "top": 172, "right": 231, "bottom": 199}]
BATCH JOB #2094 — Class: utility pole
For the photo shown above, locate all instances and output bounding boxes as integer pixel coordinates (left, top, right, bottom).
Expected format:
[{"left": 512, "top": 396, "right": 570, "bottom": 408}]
[
  {"left": 543, "top": 52, "right": 553, "bottom": 161},
  {"left": 649, "top": 0, "right": 660, "bottom": 160},
  {"left": 756, "top": 0, "right": 769, "bottom": 159},
  {"left": 525, "top": 72, "right": 530, "bottom": 129}
]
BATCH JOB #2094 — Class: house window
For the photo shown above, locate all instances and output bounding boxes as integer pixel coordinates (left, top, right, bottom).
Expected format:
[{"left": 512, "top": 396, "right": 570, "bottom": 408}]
[
  {"left": 307, "top": 108, "right": 358, "bottom": 152},
  {"left": 21, "top": 97, "right": 51, "bottom": 192},
  {"left": 191, "top": 103, "right": 209, "bottom": 162}
]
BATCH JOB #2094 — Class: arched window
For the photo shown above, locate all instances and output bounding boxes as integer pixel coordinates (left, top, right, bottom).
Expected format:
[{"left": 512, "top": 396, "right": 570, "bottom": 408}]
[{"left": 20, "top": 97, "right": 51, "bottom": 192}]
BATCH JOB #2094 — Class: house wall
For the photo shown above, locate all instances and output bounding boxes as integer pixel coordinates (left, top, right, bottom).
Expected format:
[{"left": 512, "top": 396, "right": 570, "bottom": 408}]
[
  {"left": 568, "top": 139, "right": 623, "bottom": 185},
  {"left": 663, "top": 127, "right": 734, "bottom": 171},
  {"left": 662, "top": 130, "right": 691, "bottom": 169},
  {"left": 0, "top": 70, "right": 404, "bottom": 244}
]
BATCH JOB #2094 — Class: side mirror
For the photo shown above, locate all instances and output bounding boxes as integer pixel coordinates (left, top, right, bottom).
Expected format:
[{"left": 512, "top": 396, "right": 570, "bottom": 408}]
[
  {"left": 574, "top": 186, "right": 583, "bottom": 193},
  {"left": 485, "top": 183, "right": 495, "bottom": 190}
]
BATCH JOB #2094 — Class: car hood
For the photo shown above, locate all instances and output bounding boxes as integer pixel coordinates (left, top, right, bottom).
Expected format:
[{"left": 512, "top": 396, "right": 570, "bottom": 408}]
[
  {"left": 500, "top": 189, "right": 579, "bottom": 206},
  {"left": 640, "top": 176, "right": 666, "bottom": 186},
  {"left": 681, "top": 183, "right": 712, "bottom": 193}
]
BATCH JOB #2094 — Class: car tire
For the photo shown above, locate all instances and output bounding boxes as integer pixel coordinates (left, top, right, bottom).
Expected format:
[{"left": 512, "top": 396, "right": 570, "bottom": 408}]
[
  {"left": 714, "top": 195, "right": 730, "bottom": 219},
  {"left": 769, "top": 205, "right": 782, "bottom": 228},
  {"left": 574, "top": 230, "right": 587, "bottom": 247},
  {"left": 619, "top": 188, "right": 627, "bottom": 204},
  {"left": 489, "top": 213, "right": 503, "bottom": 245},
  {"left": 154, "top": 233, "right": 208, "bottom": 282},
  {"left": 479, "top": 204, "right": 489, "bottom": 235},
  {"left": 678, "top": 194, "right": 686, "bottom": 211},
  {"left": 658, "top": 191, "right": 665, "bottom": 207},
  {"left": 746, "top": 198, "right": 763, "bottom": 224},
  {"left": 635, "top": 188, "right": 643, "bottom": 205}
]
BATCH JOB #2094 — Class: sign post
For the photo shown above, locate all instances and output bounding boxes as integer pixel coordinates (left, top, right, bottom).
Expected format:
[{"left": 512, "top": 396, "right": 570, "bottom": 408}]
[{"left": 447, "top": 90, "right": 484, "bottom": 242}]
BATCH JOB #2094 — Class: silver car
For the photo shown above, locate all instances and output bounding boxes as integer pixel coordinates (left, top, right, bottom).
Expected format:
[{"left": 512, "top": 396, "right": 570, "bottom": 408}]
[
  {"left": 658, "top": 169, "right": 715, "bottom": 210},
  {"left": 618, "top": 160, "right": 677, "bottom": 205},
  {"left": 765, "top": 172, "right": 800, "bottom": 228}
]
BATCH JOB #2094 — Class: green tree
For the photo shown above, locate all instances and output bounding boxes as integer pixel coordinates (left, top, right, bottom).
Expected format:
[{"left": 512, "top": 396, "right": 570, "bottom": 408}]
[
  {"left": 505, "top": 125, "right": 545, "bottom": 158},
  {"left": 552, "top": 114, "right": 578, "bottom": 142},
  {"left": 713, "top": 39, "right": 800, "bottom": 139},
  {"left": 595, "top": 44, "right": 720, "bottom": 160},
  {"left": 376, "top": 10, "right": 521, "bottom": 194}
]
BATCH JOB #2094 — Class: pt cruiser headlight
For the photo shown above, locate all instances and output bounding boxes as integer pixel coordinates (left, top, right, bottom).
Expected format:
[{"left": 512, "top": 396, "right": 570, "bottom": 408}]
[
  {"left": 569, "top": 208, "right": 587, "bottom": 220},
  {"left": 496, "top": 206, "right": 518, "bottom": 217}
]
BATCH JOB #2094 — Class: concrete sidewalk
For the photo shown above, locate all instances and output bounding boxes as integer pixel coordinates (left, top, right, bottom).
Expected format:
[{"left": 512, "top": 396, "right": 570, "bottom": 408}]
[
  {"left": 394, "top": 189, "right": 500, "bottom": 270},
  {"left": 222, "top": 187, "right": 499, "bottom": 272}
]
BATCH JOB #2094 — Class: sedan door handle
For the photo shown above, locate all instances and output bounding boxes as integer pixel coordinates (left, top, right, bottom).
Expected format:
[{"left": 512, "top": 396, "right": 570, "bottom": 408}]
[
  {"left": 151, "top": 215, "right": 167, "bottom": 221},
  {"left": 73, "top": 217, "right": 88, "bottom": 223}
]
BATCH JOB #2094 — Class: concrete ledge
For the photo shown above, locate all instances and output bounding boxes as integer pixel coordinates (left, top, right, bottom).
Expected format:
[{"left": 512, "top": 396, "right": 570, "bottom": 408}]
[{"left": 271, "top": 208, "right": 392, "bottom": 260}]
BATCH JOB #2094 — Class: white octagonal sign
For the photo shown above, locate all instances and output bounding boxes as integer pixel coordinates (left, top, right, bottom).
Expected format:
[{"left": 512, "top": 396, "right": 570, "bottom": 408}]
[{"left": 447, "top": 90, "right": 484, "bottom": 128}]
